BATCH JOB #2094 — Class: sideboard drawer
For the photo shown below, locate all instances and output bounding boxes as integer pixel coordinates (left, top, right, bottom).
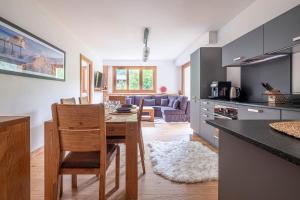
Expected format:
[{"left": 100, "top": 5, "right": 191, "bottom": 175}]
[{"left": 106, "top": 123, "right": 126, "bottom": 135}]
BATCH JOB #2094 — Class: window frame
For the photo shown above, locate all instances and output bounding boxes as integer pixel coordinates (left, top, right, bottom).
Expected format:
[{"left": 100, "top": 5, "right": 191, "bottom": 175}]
[{"left": 112, "top": 66, "right": 157, "bottom": 93}]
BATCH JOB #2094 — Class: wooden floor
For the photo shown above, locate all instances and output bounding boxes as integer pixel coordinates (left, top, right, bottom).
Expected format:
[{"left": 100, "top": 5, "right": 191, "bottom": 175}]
[{"left": 31, "top": 122, "right": 218, "bottom": 200}]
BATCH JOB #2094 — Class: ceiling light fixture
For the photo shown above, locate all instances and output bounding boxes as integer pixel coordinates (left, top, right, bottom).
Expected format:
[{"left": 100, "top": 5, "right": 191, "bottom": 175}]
[{"left": 143, "top": 27, "right": 150, "bottom": 62}]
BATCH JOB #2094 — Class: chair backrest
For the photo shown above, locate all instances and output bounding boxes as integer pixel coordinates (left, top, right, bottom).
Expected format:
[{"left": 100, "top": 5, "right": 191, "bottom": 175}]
[
  {"left": 79, "top": 96, "right": 89, "bottom": 104},
  {"left": 60, "top": 97, "right": 76, "bottom": 105},
  {"left": 108, "top": 95, "right": 126, "bottom": 104},
  {"left": 51, "top": 103, "right": 106, "bottom": 152}
]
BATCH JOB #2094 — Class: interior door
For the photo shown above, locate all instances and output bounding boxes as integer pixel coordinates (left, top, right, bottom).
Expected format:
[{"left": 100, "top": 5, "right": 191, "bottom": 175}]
[{"left": 80, "top": 54, "right": 93, "bottom": 103}]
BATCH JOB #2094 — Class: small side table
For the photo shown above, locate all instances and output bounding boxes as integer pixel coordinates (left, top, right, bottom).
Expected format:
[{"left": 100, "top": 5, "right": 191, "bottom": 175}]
[{"left": 142, "top": 106, "right": 155, "bottom": 122}]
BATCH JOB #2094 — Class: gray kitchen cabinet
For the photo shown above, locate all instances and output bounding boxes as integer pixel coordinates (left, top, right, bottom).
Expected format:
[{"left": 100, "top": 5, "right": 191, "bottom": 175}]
[
  {"left": 222, "top": 26, "right": 263, "bottom": 67},
  {"left": 190, "top": 48, "right": 224, "bottom": 135},
  {"left": 190, "top": 100, "right": 200, "bottom": 133},
  {"left": 264, "top": 5, "right": 300, "bottom": 54},
  {"left": 238, "top": 105, "right": 281, "bottom": 120},
  {"left": 199, "top": 100, "right": 219, "bottom": 148},
  {"left": 281, "top": 110, "right": 300, "bottom": 120}
]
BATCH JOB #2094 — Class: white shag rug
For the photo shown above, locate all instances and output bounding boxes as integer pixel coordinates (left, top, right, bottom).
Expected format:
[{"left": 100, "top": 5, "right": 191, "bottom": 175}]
[{"left": 148, "top": 140, "right": 218, "bottom": 183}]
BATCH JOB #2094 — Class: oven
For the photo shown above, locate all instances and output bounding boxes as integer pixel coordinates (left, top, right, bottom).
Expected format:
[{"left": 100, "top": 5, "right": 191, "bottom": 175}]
[{"left": 214, "top": 104, "right": 238, "bottom": 120}]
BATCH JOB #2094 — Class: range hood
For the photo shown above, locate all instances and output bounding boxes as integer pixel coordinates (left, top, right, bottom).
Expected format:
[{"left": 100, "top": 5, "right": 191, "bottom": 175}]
[
  {"left": 225, "top": 41, "right": 300, "bottom": 67},
  {"left": 225, "top": 54, "right": 289, "bottom": 67}
]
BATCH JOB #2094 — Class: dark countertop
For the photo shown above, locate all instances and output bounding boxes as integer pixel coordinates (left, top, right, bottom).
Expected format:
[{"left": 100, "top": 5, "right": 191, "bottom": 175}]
[
  {"left": 207, "top": 119, "right": 300, "bottom": 166},
  {"left": 202, "top": 98, "right": 300, "bottom": 112}
]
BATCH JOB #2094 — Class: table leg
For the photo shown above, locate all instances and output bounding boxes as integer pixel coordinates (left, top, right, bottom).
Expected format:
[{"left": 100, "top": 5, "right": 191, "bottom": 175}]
[
  {"left": 150, "top": 110, "right": 154, "bottom": 122},
  {"left": 125, "top": 122, "right": 138, "bottom": 200},
  {"left": 44, "top": 122, "right": 60, "bottom": 200}
]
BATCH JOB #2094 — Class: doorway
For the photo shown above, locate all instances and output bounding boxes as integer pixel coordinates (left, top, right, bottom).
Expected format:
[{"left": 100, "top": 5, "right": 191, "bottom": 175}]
[
  {"left": 80, "top": 54, "right": 93, "bottom": 103},
  {"left": 182, "top": 62, "right": 191, "bottom": 99}
]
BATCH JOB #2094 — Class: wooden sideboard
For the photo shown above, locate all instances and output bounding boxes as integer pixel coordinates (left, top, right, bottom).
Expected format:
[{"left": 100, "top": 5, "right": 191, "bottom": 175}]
[{"left": 0, "top": 116, "right": 30, "bottom": 200}]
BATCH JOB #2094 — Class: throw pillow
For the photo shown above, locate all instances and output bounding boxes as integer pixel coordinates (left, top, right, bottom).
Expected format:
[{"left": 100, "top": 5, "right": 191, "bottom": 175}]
[
  {"left": 173, "top": 99, "right": 180, "bottom": 109},
  {"left": 161, "top": 98, "right": 169, "bottom": 106},
  {"left": 168, "top": 96, "right": 178, "bottom": 107},
  {"left": 144, "top": 99, "right": 156, "bottom": 106},
  {"left": 126, "top": 97, "right": 132, "bottom": 105},
  {"left": 178, "top": 96, "right": 188, "bottom": 111}
]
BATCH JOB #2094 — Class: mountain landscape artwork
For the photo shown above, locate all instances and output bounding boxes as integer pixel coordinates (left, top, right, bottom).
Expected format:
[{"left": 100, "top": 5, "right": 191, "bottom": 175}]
[{"left": 0, "top": 18, "right": 65, "bottom": 81}]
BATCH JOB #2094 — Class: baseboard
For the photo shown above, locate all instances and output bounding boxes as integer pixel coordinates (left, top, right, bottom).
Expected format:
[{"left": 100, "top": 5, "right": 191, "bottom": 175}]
[
  {"left": 31, "top": 146, "right": 44, "bottom": 158},
  {"left": 190, "top": 134, "right": 218, "bottom": 153}
]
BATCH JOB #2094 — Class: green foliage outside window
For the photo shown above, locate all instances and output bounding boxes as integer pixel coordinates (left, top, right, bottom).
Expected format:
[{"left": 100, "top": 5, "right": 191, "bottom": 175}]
[
  {"left": 143, "top": 69, "right": 153, "bottom": 89},
  {"left": 115, "top": 67, "right": 155, "bottom": 91},
  {"left": 129, "top": 69, "right": 140, "bottom": 90}
]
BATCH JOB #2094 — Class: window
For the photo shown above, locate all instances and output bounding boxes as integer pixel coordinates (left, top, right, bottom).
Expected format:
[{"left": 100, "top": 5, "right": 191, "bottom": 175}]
[{"left": 113, "top": 66, "right": 157, "bottom": 93}]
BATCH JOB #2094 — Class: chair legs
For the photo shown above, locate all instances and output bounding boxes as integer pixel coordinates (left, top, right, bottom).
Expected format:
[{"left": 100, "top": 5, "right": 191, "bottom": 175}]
[
  {"left": 115, "top": 146, "right": 120, "bottom": 190},
  {"left": 72, "top": 175, "right": 77, "bottom": 188},
  {"left": 61, "top": 146, "right": 121, "bottom": 199},
  {"left": 99, "top": 168, "right": 106, "bottom": 200},
  {"left": 139, "top": 133, "right": 146, "bottom": 174},
  {"left": 59, "top": 175, "right": 63, "bottom": 197}
]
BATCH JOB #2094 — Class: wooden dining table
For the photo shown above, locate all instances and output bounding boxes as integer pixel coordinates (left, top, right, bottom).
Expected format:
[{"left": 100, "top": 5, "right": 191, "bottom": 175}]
[{"left": 44, "top": 110, "right": 139, "bottom": 200}]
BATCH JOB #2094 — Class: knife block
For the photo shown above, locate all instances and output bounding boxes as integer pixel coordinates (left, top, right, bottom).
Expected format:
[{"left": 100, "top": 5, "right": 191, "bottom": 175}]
[{"left": 265, "top": 90, "right": 287, "bottom": 104}]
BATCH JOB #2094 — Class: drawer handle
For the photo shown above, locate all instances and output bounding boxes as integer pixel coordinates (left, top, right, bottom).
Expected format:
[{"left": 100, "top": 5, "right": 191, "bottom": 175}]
[
  {"left": 202, "top": 120, "right": 207, "bottom": 124},
  {"left": 247, "top": 108, "right": 263, "bottom": 113},
  {"left": 202, "top": 101, "right": 208, "bottom": 105},
  {"left": 203, "top": 114, "right": 208, "bottom": 118},
  {"left": 202, "top": 108, "right": 208, "bottom": 111},
  {"left": 233, "top": 57, "right": 243, "bottom": 62},
  {"left": 293, "top": 36, "right": 300, "bottom": 42},
  {"left": 214, "top": 135, "right": 219, "bottom": 140}
]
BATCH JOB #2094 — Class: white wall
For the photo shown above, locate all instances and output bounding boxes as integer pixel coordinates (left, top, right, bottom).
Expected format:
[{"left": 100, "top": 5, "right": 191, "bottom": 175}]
[
  {"left": 103, "top": 60, "right": 180, "bottom": 94},
  {"left": 175, "top": 0, "right": 300, "bottom": 88},
  {"left": 0, "top": 0, "right": 102, "bottom": 151}
]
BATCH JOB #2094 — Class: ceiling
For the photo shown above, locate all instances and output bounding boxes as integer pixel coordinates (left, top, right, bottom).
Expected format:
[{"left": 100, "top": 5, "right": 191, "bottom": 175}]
[{"left": 38, "top": 0, "right": 254, "bottom": 60}]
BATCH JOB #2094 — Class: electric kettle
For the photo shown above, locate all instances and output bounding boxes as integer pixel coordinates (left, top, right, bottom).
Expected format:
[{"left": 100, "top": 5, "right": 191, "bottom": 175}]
[{"left": 229, "top": 87, "right": 241, "bottom": 100}]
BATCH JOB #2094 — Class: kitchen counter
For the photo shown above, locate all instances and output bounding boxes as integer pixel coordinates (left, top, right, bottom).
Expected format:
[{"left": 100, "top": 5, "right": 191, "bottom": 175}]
[
  {"left": 207, "top": 119, "right": 300, "bottom": 165},
  {"left": 202, "top": 98, "right": 300, "bottom": 112},
  {"left": 207, "top": 119, "right": 300, "bottom": 200}
]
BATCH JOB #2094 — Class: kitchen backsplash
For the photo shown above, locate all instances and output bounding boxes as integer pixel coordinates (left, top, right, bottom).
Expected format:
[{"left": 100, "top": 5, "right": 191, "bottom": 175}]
[{"left": 227, "top": 52, "right": 300, "bottom": 94}]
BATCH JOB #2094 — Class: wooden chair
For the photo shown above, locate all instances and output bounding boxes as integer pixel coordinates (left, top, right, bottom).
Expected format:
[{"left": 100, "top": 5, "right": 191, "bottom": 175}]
[
  {"left": 107, "top": 98, "right": 146, "bottom": 174},
  {"left": 79, "top": 96, "right": 89, "bottom": 104},
  {"left": 60, "top": 97, "right": 76, "bottom": 104},
  {"left": 51, "top": 103, "right": 120, "bottom": 200},
  {"left": 137, "top": 98, "right": 146, "bottom": 174},
  {"left": 108, "top": 95, "right": 126, "bottom": 104}
]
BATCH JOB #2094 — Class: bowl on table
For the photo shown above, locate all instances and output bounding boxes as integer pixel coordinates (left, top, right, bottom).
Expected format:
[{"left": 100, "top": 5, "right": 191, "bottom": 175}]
[{"left": 116, "top": 107, "right": 132, "bottom": 113}]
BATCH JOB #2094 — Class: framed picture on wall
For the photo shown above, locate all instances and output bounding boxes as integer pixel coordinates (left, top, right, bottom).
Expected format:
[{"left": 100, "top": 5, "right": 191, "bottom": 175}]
[{"left": 0, "top": 17, "right": 66, "bottom": 81}]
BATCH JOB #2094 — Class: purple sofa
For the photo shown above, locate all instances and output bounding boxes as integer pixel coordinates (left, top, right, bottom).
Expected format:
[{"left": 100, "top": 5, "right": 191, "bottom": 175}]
[{"left": 125, "top": 95, "right": 190, "bottom": 122}]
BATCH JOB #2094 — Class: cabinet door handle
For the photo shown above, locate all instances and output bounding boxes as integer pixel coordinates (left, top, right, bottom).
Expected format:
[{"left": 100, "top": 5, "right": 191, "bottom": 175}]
[
  {"left": 202, "top": 101, "right": 208, "bottom": 105},
  {"left": 247, "top": 108, "right": 263, "bottom": 113},
  {"left": 214, "top": 135, "right": 219, "bottom": 140},
  {"left": 202, "top": 120, "right": 207, "bottom": 124},
  {"left": 233, "top": 57, "right": 243, "bottom": 61},
  {"left": 203, "top": 114, "right": 208, "bottom": 118},
  {"left": 202, "top": 108, "right": 208, "bottom": 111},
  {"left": 293, "top": 36, "right": 300, "bottom": 42}
]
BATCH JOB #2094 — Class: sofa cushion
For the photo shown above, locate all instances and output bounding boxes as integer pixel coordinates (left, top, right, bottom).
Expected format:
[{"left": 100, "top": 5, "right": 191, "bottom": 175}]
[
  {"left": 126, "top": 97, "right": 133, "bottom": 105},
  {"left": 161, "top": 98, "right": 169, "bottom": 106},
  {"left": 161, "top": 107, "right": 185, "bottom": 115},
  {"left": 168, "top": 96, "right": 178, "bottom": 107},
  {"left": 144, "top": 99, "right": 156, "bottom": 106},
  {"left": 152, "top": 95, "right": 168, "bottom": 106},
  {"left": 134, "top": 95, "right": 152, "bottom": 105},
  {"left": 178, "top": 96, "right": 188, "bottom": 111},
  {"left": 173, "top": 99, "right": 180, "bottom": 109}
]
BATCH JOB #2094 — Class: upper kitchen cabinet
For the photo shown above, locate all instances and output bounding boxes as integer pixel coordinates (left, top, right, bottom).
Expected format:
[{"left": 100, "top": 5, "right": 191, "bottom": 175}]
[
  {"left": 222, "top": 26, "right": 264, "bottom": 67},
  {"left": 264, "top": 5, "right": 300, "bottom": 54}
]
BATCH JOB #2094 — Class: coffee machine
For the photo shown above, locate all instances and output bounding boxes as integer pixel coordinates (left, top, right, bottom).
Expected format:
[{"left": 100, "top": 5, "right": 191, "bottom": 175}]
[{"left": 209, "top": 81, "right": 232, "bottom": 99}]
